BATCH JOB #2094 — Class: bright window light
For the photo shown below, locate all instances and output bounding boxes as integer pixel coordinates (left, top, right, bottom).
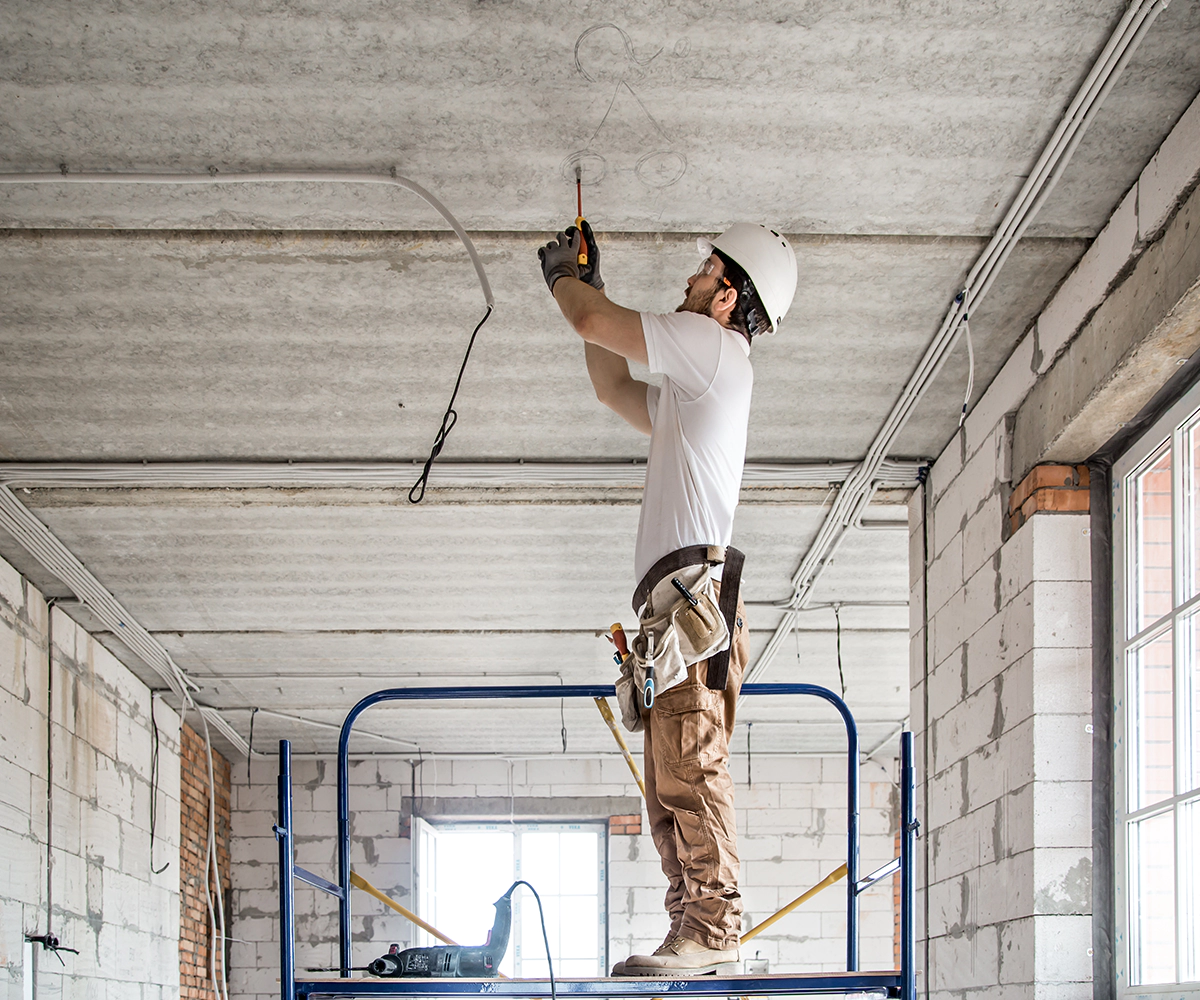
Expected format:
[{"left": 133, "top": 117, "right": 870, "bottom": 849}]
[{"left": 414, "top": 821, "right": 607, "bottom": 977}]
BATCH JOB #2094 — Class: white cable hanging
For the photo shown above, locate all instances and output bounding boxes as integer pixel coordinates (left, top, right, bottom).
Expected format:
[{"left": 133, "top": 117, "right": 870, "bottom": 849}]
[
  {"left": 958, "top": 288, "right": 974, "bottom": 429},
  {"left": 0, "top": 169, "right": 494, "bottom": 309}
]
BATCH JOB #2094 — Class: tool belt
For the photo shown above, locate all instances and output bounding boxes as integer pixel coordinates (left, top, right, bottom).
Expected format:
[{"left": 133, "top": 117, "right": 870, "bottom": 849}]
[{"left": 615, "top": 544, "right": 746, "bottom": 732}]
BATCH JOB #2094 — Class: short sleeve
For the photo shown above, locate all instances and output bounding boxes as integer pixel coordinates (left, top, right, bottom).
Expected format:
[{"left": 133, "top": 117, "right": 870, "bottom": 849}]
[{"left": 640, "top": 312, "right": 724, "bottom": 400}]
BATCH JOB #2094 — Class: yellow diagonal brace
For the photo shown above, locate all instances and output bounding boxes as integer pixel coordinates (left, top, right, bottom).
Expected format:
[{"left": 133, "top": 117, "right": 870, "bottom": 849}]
[
  {"left": 350, "top": 870, "right": 458, "bottom": 945},
  {"left": 740, "top": 863, "right": 849, "bottom": 944},
  {"left": 593, "top": 697, "right": 646, "bottom": 799}
]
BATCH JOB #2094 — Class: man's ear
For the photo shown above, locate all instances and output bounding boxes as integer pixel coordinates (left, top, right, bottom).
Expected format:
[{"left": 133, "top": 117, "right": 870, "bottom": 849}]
[{"left": 712, "top": 285, "right": 738, "bottom": 320}]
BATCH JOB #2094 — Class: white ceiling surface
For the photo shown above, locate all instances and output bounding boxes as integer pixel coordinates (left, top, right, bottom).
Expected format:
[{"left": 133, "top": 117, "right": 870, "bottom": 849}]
[{"left": 1, "top": 1, "right": 1199, "bottom": 759}]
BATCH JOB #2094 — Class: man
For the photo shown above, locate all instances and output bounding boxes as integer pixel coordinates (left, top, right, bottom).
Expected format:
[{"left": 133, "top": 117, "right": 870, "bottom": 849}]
[{"left": 539, "top": 221, "right": 797, "bottom": 976}]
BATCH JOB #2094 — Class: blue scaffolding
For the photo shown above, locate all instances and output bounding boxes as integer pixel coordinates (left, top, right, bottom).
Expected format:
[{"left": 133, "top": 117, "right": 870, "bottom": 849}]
[{"left": 274, "top": 683, "right": 917, "bottom": 999}]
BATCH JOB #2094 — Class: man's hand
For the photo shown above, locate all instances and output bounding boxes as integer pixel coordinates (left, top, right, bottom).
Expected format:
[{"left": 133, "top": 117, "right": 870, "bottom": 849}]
[
  {"left": 570, "top": 220, "right": 603, "bottom": 290},
  {"left": 538, "top": 230, "right": 582, "bottom": 293}
]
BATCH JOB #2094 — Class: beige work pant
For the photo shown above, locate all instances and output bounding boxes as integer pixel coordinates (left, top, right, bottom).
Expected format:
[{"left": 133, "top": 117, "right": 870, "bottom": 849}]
[{"left": 642, "top": 592, "right": 748, "bottom": 951}]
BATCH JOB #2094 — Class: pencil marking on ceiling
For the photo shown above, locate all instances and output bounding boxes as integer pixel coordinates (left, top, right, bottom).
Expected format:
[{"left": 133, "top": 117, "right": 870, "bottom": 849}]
[{"left": 572, "top": 24, "right": 687, "bottom": 190}]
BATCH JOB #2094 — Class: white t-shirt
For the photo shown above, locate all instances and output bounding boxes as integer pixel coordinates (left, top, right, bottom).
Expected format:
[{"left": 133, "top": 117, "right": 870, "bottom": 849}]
[{"left": 634, "top": 311, "right": 754, "bottom": 585}]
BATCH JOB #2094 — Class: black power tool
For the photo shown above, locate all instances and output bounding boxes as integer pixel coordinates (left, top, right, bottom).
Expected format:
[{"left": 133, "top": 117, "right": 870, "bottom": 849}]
[{"left": 367, "top": 882, "right": 517, "bottom": 978}]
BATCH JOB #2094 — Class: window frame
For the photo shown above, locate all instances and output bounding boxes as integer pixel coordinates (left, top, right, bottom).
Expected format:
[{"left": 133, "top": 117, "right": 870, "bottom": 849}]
[
  {"left": 411, "top": 818, "right": 609, "bottom": 977},
  {"left": 1113, "top": 379, "right": 1200, "bottom": 996}
]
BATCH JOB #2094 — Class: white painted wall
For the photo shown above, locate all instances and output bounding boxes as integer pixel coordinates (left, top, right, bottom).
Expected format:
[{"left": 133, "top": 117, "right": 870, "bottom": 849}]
[
  {"left": 0, "top": 554, "right": 181, "bottom": 1000},
  {"left": 229, "top": 751, "right": 899, "bottom": 998}
]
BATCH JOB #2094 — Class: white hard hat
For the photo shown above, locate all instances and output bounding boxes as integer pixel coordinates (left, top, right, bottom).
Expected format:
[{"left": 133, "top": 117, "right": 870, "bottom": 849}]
[{"left": 698, "top": 223, "right": 797, "bottom": 335}]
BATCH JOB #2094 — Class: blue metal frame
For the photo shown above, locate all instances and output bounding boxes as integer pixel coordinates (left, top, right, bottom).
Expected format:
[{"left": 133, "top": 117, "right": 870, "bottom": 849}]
[{"left": 276, "top": 683, "right": 916, "bottom": 1000}]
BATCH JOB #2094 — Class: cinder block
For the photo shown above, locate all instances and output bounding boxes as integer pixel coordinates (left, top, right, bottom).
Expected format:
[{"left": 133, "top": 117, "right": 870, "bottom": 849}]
[
  {"left": 0, "top": 684, "right": 45, "bottom": 776},
  {"left": 932, "top": 679, "right": 1003, "bottom": 778},
  {"left": 926, "top": 760, "right": 968, "bottom": 831},
  {"left": 1033, "top": 715, "right": 1091, "bottom": 783},
  {"left": 925, "top": 648, "right": 966, "bottom": 726},
  {"left": 976, "top": 849, "right": 1035, "bottom": 926},
  {"left": 932, "top": 589, "right": 966, "bottom": 669},
  {"left": 1032, "top": 848, "right": 1092, "bottom": 915},
  {"left": 1029, "top": 647, "right": 1090, "bottom": 716},
  {"left": 962, "top": 494, "right": 1003, "bottom": 581},
  {"left": 929, "top": 923, "right": 1000, "bottom": 990},
  {"left": 748, "top": 755, "right": 822, "bottom": 785},
  {"left": 1139, "top": 93, "right": 1200, "bottom": 241},
  {"left": 961, "top": 560, "right": 1001, "bottom": 646},
  {"left": 932, "top": 483, "right": 967, "bottom": 559},
  {"left": 928, "top": 807, "right": 997, "bottom": 884},
  {"left": 349, "top": 811, "right": 400, "bottom": 839},
  {"left": 1033, "top": 913, "right": 1094, "bottom": 982},
  {"left": 966, "top": 587, "right": 1034, "bottom": 694},
  {"left": 998, "top": 652, "right": 1035, "bottom": 734},
  {"left": 999, "top": 914, "right": 1036, "bottom": 984},
  {"left": 1030, "top": 514, "right": 1091, "bottom": 583},
  {"left": 956, "top": 433, "right": 1004, "bottom": 514},
  {"left": 927, "top": 532, "right": 964, "bottom": 618},
  {"left": 926, "top": 870, "right": 975, "bottom": 939},
  {"left": 929, "top": 438, "right": 963, "bottom": 505},
  {"left": 999, "top": 522, "right": 1033, "bottom": 608},
  {"left": 1030, "top": 581, "right": 1091, "bottom": 649}
]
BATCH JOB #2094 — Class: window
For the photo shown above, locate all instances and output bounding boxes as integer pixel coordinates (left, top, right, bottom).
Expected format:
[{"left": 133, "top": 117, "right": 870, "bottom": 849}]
[
  {"left": 1114, "top": 383, "right": 1200, "bottom": 994},
  {"left": 412, "top": 820, "right": 607, "bottom": 977}
]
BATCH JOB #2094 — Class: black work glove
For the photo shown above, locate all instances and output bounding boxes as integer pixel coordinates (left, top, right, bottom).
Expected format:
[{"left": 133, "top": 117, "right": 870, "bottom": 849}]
[
  {"left": 570, "top": 219, "right": 604, "bottom": 290},
  {"left": 538, "top": 229, "right": 581, "bottom": 293}
]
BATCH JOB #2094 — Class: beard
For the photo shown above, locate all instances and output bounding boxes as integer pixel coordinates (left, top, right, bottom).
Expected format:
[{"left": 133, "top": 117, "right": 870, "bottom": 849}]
[{"left": 676, "top": 280, "right": 722, "bottom": 318}]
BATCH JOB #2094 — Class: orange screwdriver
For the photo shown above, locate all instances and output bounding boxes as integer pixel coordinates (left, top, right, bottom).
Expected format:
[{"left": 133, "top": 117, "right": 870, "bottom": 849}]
[{"left": 575, "top": 166, "right": 588, "bottom": 268}]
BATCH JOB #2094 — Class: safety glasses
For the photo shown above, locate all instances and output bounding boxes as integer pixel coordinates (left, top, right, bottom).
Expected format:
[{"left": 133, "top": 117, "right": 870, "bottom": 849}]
[{"left": 694, "top": 256, "right": 732, "bottom": 287}]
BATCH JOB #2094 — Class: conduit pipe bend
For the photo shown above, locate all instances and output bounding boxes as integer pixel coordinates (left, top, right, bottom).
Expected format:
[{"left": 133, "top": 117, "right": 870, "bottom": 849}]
[
  {"left": 743, "top": 0, "right": 1172, "bottom": 686},
  {"left": 0, "top": 169, "right": 494, "bottom": 310}
]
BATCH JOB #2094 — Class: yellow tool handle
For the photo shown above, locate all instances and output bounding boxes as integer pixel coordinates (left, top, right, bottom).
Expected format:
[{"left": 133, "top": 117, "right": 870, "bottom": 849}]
[
  {"left": 576, "top": 215, "right": 588, "bottom": 266},
  {"left": 593, "top": 696, "right": 646, "bottom": 799},
  {"left": 739, "top": 863, "right": 849, "bottom": 944},
  {"left": 349, "top": 870, "right": 458, "bottom": 946}
]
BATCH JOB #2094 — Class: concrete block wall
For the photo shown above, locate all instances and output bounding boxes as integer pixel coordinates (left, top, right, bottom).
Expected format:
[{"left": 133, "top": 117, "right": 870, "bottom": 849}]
[
  {"left": 229, "top": 750, "right": 898, "bottom": 998},
  {"left": 908, "top": 87, "right": 1200, "bottom": 1000},
  {"left": 0, "top": 552, "right": 181, "bottom": 1000},
  {"left": 911, "top": 476, "right": 1093, "bottom": 1000}
]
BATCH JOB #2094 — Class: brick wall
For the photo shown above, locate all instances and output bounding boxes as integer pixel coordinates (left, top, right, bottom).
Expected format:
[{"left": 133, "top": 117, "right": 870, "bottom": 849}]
[
  {"left": 179, "top": 722, "right": 232, "bottom": 999},
  {"left": 0, "top": 553, "right": 181, "bottom": 998},
  {"left": 228, "top": 752, "right": 899, "bottom": 998}
]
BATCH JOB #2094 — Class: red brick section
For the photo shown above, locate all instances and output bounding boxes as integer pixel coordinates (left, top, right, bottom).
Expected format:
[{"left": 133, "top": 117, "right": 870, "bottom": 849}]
[
  {"left": 1008, "top": 463, "right": 1090, "bottom": 534},
  {"left": 608, "top": 814, "right": 642, "bottom": 835},
  {"left": 179, "top": 723, "right": 232, "bottom": 999}
]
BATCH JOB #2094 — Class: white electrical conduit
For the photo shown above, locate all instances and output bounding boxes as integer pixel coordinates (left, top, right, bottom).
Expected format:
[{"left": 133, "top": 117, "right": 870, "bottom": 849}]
[
  {"left": 0, "top": 170, "right": 494, "bottom": 309},
  {"left": 0, "top": 459, "right": 923, "bottom": 490},
  {"left": 743, "top": 0, "right": 1172, "bottom": 687}
]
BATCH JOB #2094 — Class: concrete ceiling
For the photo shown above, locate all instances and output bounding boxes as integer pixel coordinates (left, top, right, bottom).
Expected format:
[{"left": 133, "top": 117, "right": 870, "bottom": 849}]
[{"left": 1, "top": 0, "right": 1198, "bottom": 759}]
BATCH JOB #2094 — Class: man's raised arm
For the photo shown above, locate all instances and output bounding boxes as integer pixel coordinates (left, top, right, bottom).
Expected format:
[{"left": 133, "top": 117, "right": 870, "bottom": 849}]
[{"left": 540, "top": 228, "right": 651, "bottom": 434}]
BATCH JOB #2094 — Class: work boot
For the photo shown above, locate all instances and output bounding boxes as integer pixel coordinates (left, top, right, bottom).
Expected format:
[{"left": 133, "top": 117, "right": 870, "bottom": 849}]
[
  {"left": 611, "top": 927, "right": 680, "bottom": 976},
  {"left": 619, "top": 935, "right": 740, "bottom": 976}
]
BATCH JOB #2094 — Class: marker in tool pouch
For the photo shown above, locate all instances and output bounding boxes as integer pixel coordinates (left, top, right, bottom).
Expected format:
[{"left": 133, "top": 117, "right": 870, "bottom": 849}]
[{"left": 671, "top": 577, "right": 699, "bottom": 607}]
